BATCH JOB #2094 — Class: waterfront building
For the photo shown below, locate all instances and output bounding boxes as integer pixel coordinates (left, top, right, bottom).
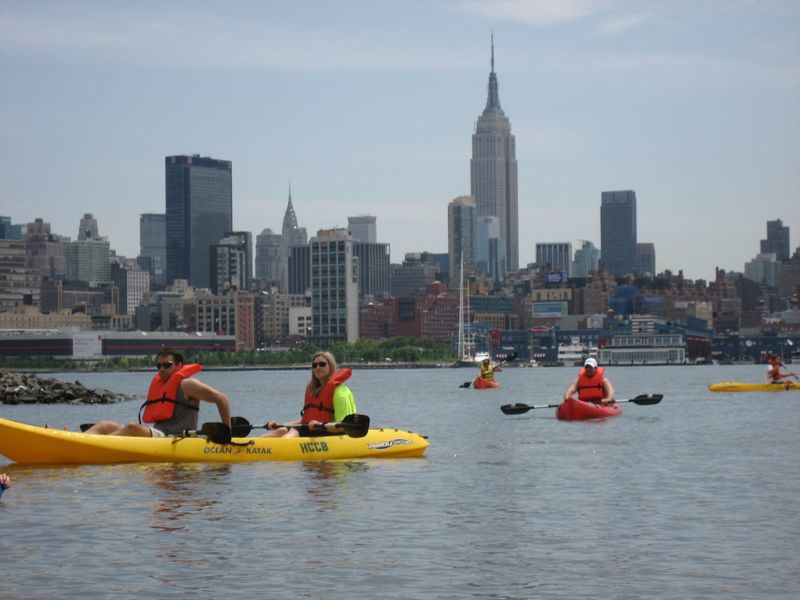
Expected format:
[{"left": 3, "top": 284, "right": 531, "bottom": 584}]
[
  {"left": 600, "top": 190, "right": 637, "bottom": 277},
  {"left": 165, "top": 155, "right": 232, "bottom": 288},
  {"left": 598, "top": 332, "right": 686, "bottom": 365},
  {"left": 536, "top": 242, "right": 573, "bottom": 277},
  {"left": 310, "top": 228, "right": 359, "bottom": 343},
  {"left": 470, "top": 37, "right": 518, "bottom": 276},
  {"left": 194, "top": 289, "right": 257, "bottom": 350},
  {"left": 258, "top": 288, "right": 310, "bottom": 346},
  {"left": 448, "top": 195, "right": 477, "bottom": 286},
  {"left": 761, "top": 219, "right": 790, "bottom": 261},
  {"left": 111, "top": 261, "right": 150, "bottom": 316},
  {"left": 139, "top": 213, "right": 166, "bottom": 285},
  {"left": 348, "top": 215, "right": 377, "bottom": 243},
  {"left": 572, "top": 240, "right": 600, "bottom": 277},
  {"left": 64, "top": 238, "right": 111, "bottom": 285}
]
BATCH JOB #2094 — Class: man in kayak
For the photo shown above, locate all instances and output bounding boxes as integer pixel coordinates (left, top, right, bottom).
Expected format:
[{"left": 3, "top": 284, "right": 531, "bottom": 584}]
[
  {"left": 765, "top": 354, "right": 796, "bottom": 384},
  {"left": 0, "top": 473, "right": 10, "bottom": 499},
  {"left": 563, "top": 357, "right": 616, "bottom": 405},
  {"left": 479, "top": 357, "right": 501, "bottom": 381},
  {"left": 84, "top": 349, "right": 231, "bottom": 437},
  {"left": 261, "top": 350, "right": 357, "bottom": 438}
]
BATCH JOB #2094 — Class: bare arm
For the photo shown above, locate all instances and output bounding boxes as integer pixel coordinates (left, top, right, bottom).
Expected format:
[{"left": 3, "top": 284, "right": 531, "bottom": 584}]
[
  {"left": 603, "top": 377, "right": 616, "bottom": 404},
  {"left": 563, "top": 378, "right": 579, "bottom": 401},
  {"left": 181, "top": 378, "right": 231, "bottom": 428}
]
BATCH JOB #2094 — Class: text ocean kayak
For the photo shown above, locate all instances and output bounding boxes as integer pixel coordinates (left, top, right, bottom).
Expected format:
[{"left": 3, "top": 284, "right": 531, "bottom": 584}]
[
  {"left": 708, "top": 381, "right": 800, "bottom": 393},
  {"left": 0, "top": 417, "right": 429, "bottom": 465},
  {"left": 555, "top": 397, "right": 622, "bottom": 421},
  {"left": 473, "top": 376, "right": 501, "bottom": 389}
]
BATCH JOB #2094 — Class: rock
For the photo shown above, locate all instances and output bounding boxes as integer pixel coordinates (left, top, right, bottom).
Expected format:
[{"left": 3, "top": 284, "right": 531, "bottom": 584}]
[{"left": 0, "top": 371, "right": 128, "bottom": 405}]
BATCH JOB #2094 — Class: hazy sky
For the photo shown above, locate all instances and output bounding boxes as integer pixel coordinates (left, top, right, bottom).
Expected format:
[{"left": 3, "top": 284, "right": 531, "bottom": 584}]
[{"left": 1, "top": 0, "right": 798, "bottom": 281}]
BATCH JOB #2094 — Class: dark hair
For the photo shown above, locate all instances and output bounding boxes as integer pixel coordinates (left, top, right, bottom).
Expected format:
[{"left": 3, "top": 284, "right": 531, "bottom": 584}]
[{"left": 157, "top": 348, "right": 184, "bottom": 364}]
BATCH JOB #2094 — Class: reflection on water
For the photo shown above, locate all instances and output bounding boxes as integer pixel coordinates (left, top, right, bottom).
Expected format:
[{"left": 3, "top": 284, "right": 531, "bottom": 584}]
[
  {"left": 143, "top": 463, "right": 231, "bottom": 532},
  {"left": 300, "top": 461, "right": 369, "bottom": 513}
]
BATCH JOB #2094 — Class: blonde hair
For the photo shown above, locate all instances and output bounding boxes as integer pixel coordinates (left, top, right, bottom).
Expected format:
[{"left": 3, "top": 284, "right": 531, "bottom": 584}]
[{"left": 307, "top": 351, "right": 338, "bottom": 397}]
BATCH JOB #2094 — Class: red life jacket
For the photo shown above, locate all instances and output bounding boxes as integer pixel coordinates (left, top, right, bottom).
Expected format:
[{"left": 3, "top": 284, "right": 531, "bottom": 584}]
[
  {"left": 301, "top": 368, "right": 352, "bottom": 424},
  {"left": 577, "top": 366, "right": 606, "bottom": 402},
  {"left": 139, "top": 363, "right": 202, "bottom": 424}
]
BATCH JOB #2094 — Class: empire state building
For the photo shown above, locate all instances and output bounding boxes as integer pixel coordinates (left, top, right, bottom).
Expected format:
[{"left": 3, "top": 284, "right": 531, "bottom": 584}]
[{"left": 470, "top": 38, "right": 519, "bottom": 277}]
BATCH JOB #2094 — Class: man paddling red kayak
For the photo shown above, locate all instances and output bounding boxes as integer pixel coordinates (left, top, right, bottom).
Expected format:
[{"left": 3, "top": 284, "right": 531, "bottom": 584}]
[{"left": 563, "top": 357, "right": 616, "bottom": 405}]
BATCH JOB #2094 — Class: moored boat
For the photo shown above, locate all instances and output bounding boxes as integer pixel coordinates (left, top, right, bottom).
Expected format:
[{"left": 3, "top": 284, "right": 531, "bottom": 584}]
[
  {"left": 473, "top": 375, "right": 501, "bottom": 389},
  {"left": 0, "top": 417, "right": 429, "bottom": 465},
  {"left": 708, "top": 381, "right": 800, "bottom": 393},
  {"left": 555, "top": 397, "right": 622, "bottom": 421}
]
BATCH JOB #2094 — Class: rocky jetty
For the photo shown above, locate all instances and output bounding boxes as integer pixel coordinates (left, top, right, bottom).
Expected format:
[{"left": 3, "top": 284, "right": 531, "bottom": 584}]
[{"left": 0, "top": 371, "right": 129, "bottom": 405}]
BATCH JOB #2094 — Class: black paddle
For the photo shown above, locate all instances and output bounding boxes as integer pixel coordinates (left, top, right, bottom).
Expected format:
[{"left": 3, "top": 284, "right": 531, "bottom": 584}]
[
  {"left": 230, "top": 413, "right": 371, "bottom": 438},
  {"left": 500, "top": 394, "right": 664, "bottom": 415},
  {"left": 460, "top": 352, "right": 518, "bottom": 388}
]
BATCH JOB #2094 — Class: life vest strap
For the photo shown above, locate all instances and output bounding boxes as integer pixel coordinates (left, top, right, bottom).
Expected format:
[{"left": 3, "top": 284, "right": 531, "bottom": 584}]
[{"left": 138, "top": 397, "right": 199, "bottom": 424}]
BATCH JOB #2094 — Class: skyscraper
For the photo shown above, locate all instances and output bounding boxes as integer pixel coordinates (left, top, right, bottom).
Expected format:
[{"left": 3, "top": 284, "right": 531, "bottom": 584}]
[
  {"left": 447, "top": 195, "right": 476, "bottom": 286},
  {"left": 348, "top": 215, "right": 377, "bottom": 243},
  {"left": 572, "top": 240, "right": 600, "bottom": 277},
  {"left": 536, "top": 242, "right": 573, "bottom": 276},
  {"left": 255, "top": 228, "right": 282, "bottom": 284},
  {"left": 310, "top": 228, "right": 358, "bottom": 343},
  {"left": 165, "top": 155, "right": 232, "bottom": 288},
  {"left": 760, "top": 219, "right": 790, "bottom": 261},
  {"left": 139, "top": 213, "right": 166, "bottom": 285},
  {"left": 279, "top": 190, "right": 307, "bottom": 292},
  {"left": 470, "top": 37, "right": 519, "bottom": 277},
  {"left": 600, "top": 190, "right": 637, "bottom": 277}
]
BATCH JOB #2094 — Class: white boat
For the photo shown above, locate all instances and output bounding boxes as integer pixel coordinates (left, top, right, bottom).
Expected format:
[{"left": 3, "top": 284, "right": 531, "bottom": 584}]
[{"left": 557, "top": 337, "right": 596, "bottom": 366}]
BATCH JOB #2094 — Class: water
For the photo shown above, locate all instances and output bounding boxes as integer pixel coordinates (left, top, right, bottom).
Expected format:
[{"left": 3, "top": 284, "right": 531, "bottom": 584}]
[{"left": 1, "top": 364, "right": 798, "bottom": 599}]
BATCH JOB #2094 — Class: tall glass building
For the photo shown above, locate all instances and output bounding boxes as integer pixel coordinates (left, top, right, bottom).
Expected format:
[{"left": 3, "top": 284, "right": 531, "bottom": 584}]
[
  {"left": 470, "top": 37, "right": 518, "bottom": 277},
  {"left": 447, "top": 195, "right": 476, "bottom": 286},
  {"left": 139, "top": 213, "right": 166, "bottom": 285},
  {"left": 165, "top": 155, "right": 232, "bottom": 288},
  {"left": 600, "top": 190, "right": 637, "bottom": 277}
]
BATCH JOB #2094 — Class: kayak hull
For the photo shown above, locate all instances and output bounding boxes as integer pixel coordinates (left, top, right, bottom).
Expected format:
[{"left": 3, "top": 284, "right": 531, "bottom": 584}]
[
  {"left": 0, "top": 417, "right": 429, "bottom": 465},
  {"left": 473, "top": 376, "right": 501, "bottom": 389},
  {"left": 556, "top": 397, "right": 622, "bottom": 421},
  {"left": 708, "top": 381, "right": 800, "bottom": 393}
]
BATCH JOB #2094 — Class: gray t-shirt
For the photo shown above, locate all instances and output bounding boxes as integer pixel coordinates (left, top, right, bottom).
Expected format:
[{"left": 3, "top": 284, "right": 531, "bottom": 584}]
[{"left": 155, "top": 384, "right": 200, "bottom": 435}]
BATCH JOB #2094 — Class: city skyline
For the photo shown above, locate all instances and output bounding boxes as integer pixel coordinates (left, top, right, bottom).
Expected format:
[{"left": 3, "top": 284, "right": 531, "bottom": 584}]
[{"left": 1, "top": 1, "right": 798, "bottom": 282}]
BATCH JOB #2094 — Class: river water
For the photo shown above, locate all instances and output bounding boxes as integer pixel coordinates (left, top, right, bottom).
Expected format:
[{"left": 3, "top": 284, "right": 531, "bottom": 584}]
[{"left": 1, "top": 364, "right": 798, "bottom": 599}]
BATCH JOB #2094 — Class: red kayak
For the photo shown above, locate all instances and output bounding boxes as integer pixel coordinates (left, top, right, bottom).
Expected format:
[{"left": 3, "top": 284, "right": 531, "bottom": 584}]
[
  {"left": 473, "top": 376, "right": 501, "bottom": 389},
  {"left": 556, "top": 397, "right": 622, "bottom": 421}
]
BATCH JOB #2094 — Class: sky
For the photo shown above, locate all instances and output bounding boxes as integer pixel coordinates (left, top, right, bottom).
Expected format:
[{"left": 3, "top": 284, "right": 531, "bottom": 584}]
[{"left": 1, "top": 0, "right": 798, "bottom": 282}]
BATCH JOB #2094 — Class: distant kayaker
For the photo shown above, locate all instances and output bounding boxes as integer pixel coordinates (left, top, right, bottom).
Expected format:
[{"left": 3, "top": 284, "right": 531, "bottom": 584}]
[
  {"left": 84, "top": 348, "right": 231, "bottom": 437},
  {"left": 765, "top": 354, "right": 795, "bottom": 384},
  {"left": 0, "top": 473, "right": 10, "bottom": 499},
  {"left": 479, "top": 357, "right": 501, "bottom": 382},
  {"left": 563, "top": 357, "right": 616, "bottom": 405},
  {"left": 261, "top": 351, "right": 357, "bottom": 438}
]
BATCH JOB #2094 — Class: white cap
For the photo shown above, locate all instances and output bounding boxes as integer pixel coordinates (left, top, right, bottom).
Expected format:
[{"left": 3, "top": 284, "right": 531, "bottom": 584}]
[{"left": 584, "top": 357, "right": 598, "bottom": 368}]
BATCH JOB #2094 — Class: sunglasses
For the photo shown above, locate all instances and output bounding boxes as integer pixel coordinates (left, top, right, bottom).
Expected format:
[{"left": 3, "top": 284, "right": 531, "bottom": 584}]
[
  {"left": 156, "top": 361, "right": 175, "bottom": 370},
  {"left": 311, "top": 361, "right": 328, "bottom": 368}
]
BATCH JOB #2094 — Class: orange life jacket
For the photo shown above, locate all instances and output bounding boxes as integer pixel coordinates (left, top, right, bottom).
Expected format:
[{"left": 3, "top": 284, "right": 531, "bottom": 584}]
[
  {"left": 301, "top": 368, "right": 352, "bottom": 424},
  {"left": 577, "top": 366, "right": 606, "bottom": 402},
  {"left": 139, "top": 363, "right": 202, "bottom": 424}
]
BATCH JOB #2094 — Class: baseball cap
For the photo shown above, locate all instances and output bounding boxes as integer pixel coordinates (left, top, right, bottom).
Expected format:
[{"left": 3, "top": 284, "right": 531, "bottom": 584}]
[{"left": 584, "top": 357, "right": 598, "bottom": 368}]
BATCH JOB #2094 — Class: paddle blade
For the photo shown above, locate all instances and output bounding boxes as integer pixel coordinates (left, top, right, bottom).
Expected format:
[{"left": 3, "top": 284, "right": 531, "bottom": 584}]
[
  {"left": 79, "top": 423, "right": 94, "bottom": 432},
  {"left": 230, "top": 416, "right": 252, "bottom": 437},
  {"left": 629, "top": 394, "right": 663, "bottom": 406},
  {"left": 459, "top": 381, "right": 472, "bottom": 389},
  {"left": 338, "top": 413, "right": 370, "bottom": 438},
  {"left": 200, "top": 422, "right": 232, "bottom": 444},
  {"left": 500, "top": 403, "right": 533, "bottom": 415}
]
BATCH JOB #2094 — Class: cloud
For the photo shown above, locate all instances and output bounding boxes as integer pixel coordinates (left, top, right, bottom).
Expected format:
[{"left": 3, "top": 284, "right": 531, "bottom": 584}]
[{"left": 595, "top": 10, "right": 655, "bottom": 35}]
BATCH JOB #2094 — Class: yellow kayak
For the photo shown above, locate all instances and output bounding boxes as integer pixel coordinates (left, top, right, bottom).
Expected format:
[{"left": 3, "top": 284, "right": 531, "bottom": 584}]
[
  {"left": 0, "top": 417, "right": 429, "bottom": 465},
  {"left": 708, "top": 381, "right": 800, "bottom": 393}
]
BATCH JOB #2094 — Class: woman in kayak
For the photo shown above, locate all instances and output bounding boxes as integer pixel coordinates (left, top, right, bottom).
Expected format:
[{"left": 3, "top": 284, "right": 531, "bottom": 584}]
[
  {"left": 563, "top": 357, "right": 616, "bottom": 405},
  {"left": 765, "top": 354, "right": 795, "bottom": 384},
  {"left": 261, "top": 351, "right": 357, "bottom": 438}
]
